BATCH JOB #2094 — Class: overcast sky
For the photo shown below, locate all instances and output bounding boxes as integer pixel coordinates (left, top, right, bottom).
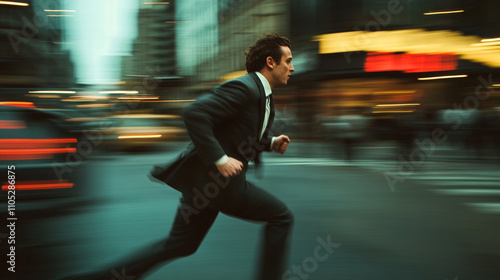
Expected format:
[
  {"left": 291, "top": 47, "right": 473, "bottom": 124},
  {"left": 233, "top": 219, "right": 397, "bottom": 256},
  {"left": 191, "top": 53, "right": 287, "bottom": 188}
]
[{"left": 63, "top": 0, "right": 138, "bottom": 85}]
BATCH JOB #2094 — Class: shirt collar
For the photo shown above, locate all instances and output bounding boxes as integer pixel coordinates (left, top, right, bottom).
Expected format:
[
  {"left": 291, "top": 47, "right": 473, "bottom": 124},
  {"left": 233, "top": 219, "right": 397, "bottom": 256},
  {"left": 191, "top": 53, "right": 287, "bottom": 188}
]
[{"left": 255, "top": 72, "right": 272, "bottom": 97}]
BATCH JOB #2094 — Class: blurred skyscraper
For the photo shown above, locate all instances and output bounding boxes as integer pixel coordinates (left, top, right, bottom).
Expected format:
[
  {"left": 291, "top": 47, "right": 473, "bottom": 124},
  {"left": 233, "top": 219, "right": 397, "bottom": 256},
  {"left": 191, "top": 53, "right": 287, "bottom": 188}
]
[
  {"left": 176, "top": 0, "right": 218, "bottom": 83},
  {"left": 174, "top": 0, "right": 289, "bottom": 89},
  {"left": 217, "top": 0, "right": 289, "bottom": 79},
  {"left": 121, "top": 1, "right": 178, "bottom": 92},
  {"left": 0, "top": 0, "right": 75, "bottom": 89}
]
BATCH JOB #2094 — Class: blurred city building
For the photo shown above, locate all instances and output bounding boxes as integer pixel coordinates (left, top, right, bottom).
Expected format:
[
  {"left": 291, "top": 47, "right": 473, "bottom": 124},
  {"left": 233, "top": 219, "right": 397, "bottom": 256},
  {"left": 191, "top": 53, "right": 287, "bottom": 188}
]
[
  {"left": 122, "top": 1, "right": 176, "bottom": 80},
  {"left": 217, "top": 0, "right": 289, "bottom": 81},
  {"left": 176, "top": 0, "right": 219, "bottom": 84},
  {"left": 174, "top": 0, "right": 289, "bottom": 91},
  {"left": 0, "top": 0, "right": 75, "bottom": 90},
  {"left": 121, "top": 1, "right": 185, "bottom": 98}
]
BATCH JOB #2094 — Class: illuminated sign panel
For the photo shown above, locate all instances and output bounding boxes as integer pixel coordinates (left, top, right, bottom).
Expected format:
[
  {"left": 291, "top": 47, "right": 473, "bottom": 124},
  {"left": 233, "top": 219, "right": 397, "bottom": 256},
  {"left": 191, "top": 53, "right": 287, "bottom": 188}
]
[{"left": 364, "top": 52, "right": 458, "bottom": 73}]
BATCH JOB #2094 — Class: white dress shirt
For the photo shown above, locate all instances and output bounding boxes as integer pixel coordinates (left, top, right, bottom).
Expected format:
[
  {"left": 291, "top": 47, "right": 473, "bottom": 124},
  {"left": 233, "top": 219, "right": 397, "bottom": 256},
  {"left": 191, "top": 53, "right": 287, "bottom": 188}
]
[
  {"left": 215, "top": 72, "right": 275, "bottom": 166},
  {"left": 255, "top": 72, "right": 273, "bottom": 139}
]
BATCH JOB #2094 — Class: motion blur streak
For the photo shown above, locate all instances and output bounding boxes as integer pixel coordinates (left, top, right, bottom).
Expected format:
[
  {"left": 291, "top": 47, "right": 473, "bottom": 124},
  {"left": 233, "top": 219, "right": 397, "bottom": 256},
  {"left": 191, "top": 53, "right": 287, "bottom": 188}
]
[
  {"left": 423, "top": 10, "right": 465, "bottom": 16},
  {"left": 0, "top": 138, "right": 78, "bottom": 160},
  {"left": 118, "top": 134, "right": 162, "bottom": 139},
  {"left": 0, "top": 1, "right": 29, "bottom": 7},
  {"left": 0, "top": 138, "right": 78, "bottom": 148},
  {"left": 1, "top": 180, "right": 73, "bottom": 190},
  {"left": 0, "top": 120, "right": 26, "bottom": 129},
  {"left": 0, "top": 101, "right": 35, "bottom": 108},
  {"left": 0, "top": 148, "right": 77, "bottom": 160}
]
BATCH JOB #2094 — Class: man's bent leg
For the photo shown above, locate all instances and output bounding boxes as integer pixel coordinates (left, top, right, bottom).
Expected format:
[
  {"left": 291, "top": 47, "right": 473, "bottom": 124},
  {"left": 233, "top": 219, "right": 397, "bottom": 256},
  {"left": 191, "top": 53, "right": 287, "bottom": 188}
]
[
  {"left": 161, "top": 196, "right": 219, "bottom": 259},
  {"left": 220, "top": 182, "right": 294, "bottom": 280}
]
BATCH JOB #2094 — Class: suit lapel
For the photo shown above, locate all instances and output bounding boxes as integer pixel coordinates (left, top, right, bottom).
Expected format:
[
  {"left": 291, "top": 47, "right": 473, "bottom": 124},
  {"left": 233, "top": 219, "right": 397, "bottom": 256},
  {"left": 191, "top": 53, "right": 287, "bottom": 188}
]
[{"left": 249, "top": 72, "right": 266, "bottom": 139}]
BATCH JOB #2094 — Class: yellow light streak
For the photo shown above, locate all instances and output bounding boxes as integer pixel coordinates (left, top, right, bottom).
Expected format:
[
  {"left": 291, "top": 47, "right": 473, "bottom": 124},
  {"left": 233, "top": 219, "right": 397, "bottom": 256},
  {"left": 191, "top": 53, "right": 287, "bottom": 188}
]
[
  {"left": 76, "top": 104, "right": 112, "bottom": 108},
  {"left": 373, "top": 91, "right": 416, "bottom": 95},
  {"left": 372, "top": 110, "right": 415, "bottom": 114},
  {"left": 418, "top": 75, "right": 468, "bottom": 81},
  {"left": 161, "top": 99, "right": 196, "bottom": 103},
  {"left": 374, "top": 103, "right": 420, "bottom": 108},
  {"left": 118, "top": 134, "right": 162, "bottom": 139},
  {"left": 424, "top": 10, "right": 464, "bottom": 15},
  {"left": 0, "top": 1, "right": 29, "bottom": 6},
  {"left": 78, "top": 95, "right": 109, "bottom": 100},
  {"left": 481, "top": 38, "right": 500, "bottom": 43},
  {"left": 27, "top": 94, "right": 61, "bottom": 99}
]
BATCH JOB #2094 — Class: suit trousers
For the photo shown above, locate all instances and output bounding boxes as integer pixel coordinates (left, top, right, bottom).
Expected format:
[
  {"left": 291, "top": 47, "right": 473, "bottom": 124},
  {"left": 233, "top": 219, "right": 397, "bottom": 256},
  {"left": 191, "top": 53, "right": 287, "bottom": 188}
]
[{"left": 95, "top": 172, "right": 294, "bottom": 280}]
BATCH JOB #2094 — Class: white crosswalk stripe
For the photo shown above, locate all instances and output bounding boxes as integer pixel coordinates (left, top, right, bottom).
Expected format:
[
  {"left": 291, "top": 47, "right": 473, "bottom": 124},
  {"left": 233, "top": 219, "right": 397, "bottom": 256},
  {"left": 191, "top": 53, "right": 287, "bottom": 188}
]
[{"left": 357, "top": 159, "right": 500, "bottom": 214}]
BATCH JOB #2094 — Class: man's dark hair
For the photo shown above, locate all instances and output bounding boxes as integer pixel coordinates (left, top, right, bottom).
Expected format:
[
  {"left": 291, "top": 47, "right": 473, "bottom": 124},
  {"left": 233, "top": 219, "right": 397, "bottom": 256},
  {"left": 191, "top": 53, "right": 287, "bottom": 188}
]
[{"left": 245, "top": 33, "right": 291, "bottom": 72}]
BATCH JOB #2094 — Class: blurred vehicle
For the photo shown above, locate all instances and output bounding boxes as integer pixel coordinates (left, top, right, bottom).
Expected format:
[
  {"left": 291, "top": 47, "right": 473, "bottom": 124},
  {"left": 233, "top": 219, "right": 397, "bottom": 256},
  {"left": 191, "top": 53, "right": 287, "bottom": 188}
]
[
  {"left": 0, "top": 103, "right": 88, "bottom": 201},
  {"left": 98, "top": 113, "right": 187, "bottom": 150}
]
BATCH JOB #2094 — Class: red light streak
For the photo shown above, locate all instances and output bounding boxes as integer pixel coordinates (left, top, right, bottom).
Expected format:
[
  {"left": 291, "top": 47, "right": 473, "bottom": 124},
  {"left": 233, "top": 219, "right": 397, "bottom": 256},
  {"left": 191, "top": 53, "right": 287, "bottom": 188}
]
[
  {"left": 0, "top": 138, "right": 78, "bottom": 160},
  {"left": 0, "top": 148, "right": 77, "bottom": 160},
  {"left": 2, "top": 180, "right": 74, "bottom": 190},
  {"left": 0, "top": 102, "right": 35, "bottom": 108},
  {"left": 0, "top": 138, "right": 77, "bottom": 148}
]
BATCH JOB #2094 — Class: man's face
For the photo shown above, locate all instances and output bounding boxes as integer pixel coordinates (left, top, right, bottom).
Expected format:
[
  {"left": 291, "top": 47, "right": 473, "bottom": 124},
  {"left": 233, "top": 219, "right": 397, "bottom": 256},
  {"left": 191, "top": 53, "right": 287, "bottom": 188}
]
[{"left": 270, "top": 46, "right": 294, "bottom": 88}]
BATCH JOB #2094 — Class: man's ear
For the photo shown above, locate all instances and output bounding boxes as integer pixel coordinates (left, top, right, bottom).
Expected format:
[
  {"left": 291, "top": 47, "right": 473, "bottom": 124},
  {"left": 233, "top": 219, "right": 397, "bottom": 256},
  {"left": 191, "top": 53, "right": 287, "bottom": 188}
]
[{"left": 266, "top": 56, "right": 275, "bottom": 69}]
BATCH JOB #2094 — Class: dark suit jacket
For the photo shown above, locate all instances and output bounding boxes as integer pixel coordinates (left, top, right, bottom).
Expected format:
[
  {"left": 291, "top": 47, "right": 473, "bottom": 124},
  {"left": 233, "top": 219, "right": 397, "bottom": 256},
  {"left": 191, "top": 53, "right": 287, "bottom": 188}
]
[{"left": 150, "top": 72, "right": 275, "bottom": 195}]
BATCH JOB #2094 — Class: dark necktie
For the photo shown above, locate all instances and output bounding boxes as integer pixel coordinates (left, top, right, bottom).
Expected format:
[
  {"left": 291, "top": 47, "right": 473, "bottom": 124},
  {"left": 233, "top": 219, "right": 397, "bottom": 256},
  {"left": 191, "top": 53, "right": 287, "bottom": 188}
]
[{"left": 260, "top": 94, "right": 271, "bottom": 139}]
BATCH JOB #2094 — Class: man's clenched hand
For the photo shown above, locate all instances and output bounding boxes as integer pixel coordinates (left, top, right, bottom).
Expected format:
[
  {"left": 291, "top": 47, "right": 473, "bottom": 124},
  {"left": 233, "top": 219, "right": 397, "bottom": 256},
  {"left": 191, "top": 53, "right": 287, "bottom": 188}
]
[
  {"left": 216, "top": 156, "right": 243, "bottom": 177},
  {"left": 272, "top": 135, "right": 291, "bottom": 154}
]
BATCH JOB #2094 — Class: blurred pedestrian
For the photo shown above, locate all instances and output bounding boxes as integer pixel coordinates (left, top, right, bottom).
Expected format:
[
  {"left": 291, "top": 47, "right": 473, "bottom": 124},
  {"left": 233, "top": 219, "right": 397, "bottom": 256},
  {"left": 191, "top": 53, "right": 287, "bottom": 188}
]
[
  {"left": 394, "top": 108, "right": 423, "bottom": 160},
  {"left": 336, "top": 106, "right": 369, "bottom": 161},
  {"left": 60, "top": 33, "right": 295, "bottom": 280}
]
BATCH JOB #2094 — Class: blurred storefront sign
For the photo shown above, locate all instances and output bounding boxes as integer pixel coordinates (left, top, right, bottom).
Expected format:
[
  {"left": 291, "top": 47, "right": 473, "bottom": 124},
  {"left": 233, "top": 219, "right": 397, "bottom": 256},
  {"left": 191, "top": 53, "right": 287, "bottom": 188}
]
[
  {"left": 314, "top": 29, "right": 500, "bottom": 70},
  {"left": 364, "top": 52, "right": 458, "bottom": 73}
]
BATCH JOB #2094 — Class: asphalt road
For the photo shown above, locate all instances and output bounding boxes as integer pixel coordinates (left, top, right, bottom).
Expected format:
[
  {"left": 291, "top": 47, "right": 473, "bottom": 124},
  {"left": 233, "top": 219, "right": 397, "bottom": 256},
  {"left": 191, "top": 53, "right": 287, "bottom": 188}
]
[{"left": 2, "top": 141, "right": 500, "bottom": 280}]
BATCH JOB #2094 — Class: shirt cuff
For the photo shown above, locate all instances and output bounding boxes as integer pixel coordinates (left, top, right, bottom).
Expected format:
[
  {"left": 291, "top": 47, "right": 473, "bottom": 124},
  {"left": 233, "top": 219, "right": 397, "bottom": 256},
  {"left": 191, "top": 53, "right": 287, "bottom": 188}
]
[
  {"left": 215, "top": 155, "right": 229, "bottom": 166},
  {"left": 271, "top": 137, "right": 276, "bottom": 151}
]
